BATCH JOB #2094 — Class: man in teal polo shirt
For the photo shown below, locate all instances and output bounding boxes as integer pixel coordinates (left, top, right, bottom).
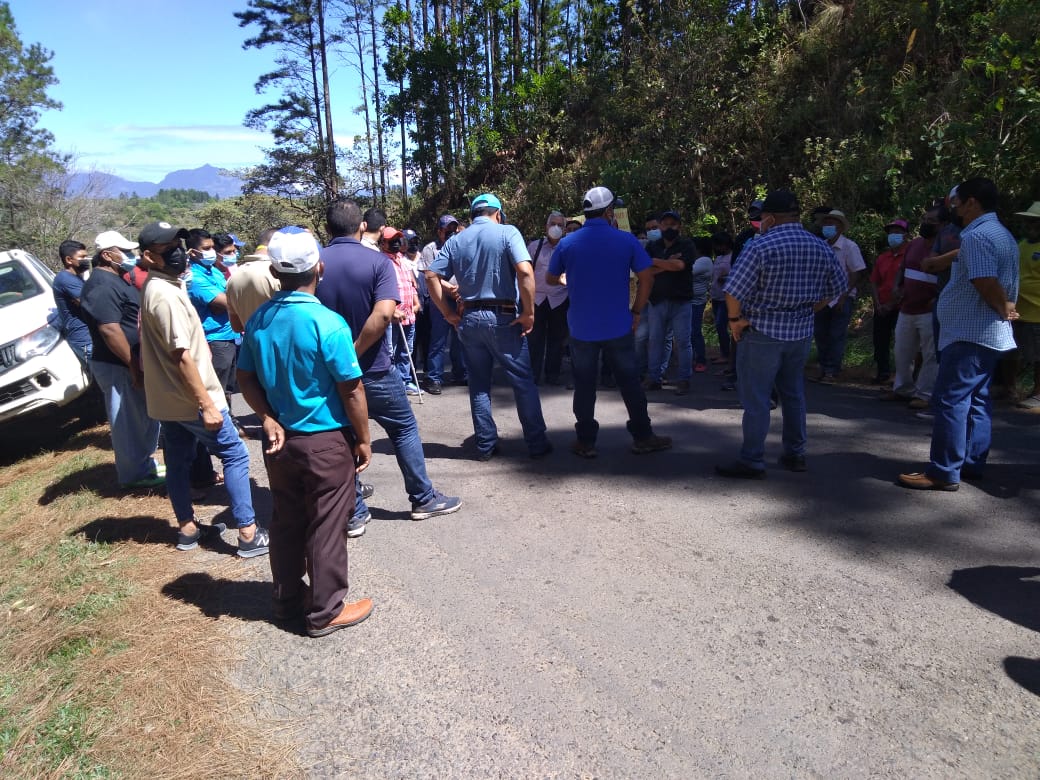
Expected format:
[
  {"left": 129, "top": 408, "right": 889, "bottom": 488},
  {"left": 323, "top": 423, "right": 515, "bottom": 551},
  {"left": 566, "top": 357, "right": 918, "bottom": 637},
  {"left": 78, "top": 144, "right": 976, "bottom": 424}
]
[{"left": 237, "top": 227, "right": 375, "bottom": 637}]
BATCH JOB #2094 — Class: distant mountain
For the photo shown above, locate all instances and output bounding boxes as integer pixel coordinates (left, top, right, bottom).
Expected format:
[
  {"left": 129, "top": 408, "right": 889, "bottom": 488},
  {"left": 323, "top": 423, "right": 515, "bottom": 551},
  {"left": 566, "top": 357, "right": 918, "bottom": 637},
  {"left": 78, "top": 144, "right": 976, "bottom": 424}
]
[{"left": 68, "top": 164, "right": 244, "bottom": 199}]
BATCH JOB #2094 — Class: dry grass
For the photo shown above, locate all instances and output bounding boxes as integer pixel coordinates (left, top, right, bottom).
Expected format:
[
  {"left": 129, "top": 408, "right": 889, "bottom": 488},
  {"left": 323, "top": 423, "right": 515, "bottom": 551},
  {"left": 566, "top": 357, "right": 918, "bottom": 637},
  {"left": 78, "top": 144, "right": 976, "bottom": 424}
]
[{"left": 0, "top": 419, "right": 301, "bottom": 779}]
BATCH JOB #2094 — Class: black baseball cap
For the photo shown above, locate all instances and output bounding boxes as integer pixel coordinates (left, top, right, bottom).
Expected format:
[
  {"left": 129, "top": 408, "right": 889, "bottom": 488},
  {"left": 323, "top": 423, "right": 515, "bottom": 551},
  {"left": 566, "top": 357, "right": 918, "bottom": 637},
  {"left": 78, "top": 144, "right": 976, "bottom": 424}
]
[{"left": 138, "top": 221, "right": 189, "bottom": 247}]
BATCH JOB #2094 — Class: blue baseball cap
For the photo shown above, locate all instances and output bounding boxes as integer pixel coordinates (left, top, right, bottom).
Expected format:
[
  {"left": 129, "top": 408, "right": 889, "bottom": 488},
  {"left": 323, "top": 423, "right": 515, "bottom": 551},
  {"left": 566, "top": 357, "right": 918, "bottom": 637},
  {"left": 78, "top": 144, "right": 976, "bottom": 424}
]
[
  {"left": 471, "top": 193, "right": 502, "bottom": 211},
  {"left": 227, "top": 233, "right": 245, "bottom": 247}
]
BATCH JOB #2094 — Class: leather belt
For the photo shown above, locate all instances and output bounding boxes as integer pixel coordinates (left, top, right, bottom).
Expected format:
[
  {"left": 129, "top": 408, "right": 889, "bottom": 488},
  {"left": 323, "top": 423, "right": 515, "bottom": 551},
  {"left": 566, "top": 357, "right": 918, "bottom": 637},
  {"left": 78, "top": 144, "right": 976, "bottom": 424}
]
[{"left": 463, "top": 300, "right": 517, "bottom": 313}]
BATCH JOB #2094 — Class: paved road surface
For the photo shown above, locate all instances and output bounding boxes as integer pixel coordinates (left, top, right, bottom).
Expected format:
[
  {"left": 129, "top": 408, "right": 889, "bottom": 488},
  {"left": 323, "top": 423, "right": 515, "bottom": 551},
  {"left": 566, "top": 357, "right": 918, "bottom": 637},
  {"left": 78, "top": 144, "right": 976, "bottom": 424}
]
[{"left": 173, "top": 371, "right": 1040, "bottom": 778}]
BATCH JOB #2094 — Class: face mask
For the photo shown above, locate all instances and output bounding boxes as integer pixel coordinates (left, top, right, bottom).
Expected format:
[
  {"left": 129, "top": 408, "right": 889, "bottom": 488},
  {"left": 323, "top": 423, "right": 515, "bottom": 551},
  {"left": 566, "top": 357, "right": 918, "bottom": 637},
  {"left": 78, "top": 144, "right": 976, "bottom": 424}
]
[
  {"left": 221, "top": 252, "right": 238, "bottom": 266},
  {"left": 197, "top": 248, "right": 217, "bottom": 266},
  {"left": 662, "top": 228, "right": 680, "bottom": 242},
  {"left": 886, "top": 233, "right": 904, "bottom": 248},
  {"left": 158, "top": 245, "right": 188, "bottom": 275},
  {"left": 821, "top": 225, "right": 838, "bottom": 240},
  {"left": 178, "top": 268, "right": 193, "bottom": 285},
  {"left": 918, "top": 222, "right": 938, "bottom": 239},
  {"left": 388, "top": 239, "right": 403, "bottom": 253},
  {"left": 645, "top": 229, "right": 662, "bottom": 242},
  {"left": 76, "top": 259, "right": 91, "bottom": 273},
  {"left": 407, "top": 240, "right": 421, "bottom": 253},
  {"left": 119, "top": 251, "right": 137, "bottom": 272},
  {"left": 547, "top": 225, "right": 564, "bottom": 240}
]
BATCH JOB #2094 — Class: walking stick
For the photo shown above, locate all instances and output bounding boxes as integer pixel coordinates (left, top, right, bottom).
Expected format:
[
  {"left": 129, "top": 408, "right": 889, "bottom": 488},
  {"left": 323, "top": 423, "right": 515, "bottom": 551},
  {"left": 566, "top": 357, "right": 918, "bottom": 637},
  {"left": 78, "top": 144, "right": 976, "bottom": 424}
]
[{"left": 398, "top": 320, "right": 424, "bottom": 404}]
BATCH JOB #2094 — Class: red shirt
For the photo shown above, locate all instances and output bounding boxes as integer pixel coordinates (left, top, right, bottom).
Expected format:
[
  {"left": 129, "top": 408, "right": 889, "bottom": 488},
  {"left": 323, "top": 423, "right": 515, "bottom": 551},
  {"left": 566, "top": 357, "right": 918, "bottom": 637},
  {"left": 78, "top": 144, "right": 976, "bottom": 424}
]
[
  {"left": 871, "top": 244, "right": 906, "bottom": 306},
  {"left": 899, "top": 237, "right": 938, "bottom": 315}
]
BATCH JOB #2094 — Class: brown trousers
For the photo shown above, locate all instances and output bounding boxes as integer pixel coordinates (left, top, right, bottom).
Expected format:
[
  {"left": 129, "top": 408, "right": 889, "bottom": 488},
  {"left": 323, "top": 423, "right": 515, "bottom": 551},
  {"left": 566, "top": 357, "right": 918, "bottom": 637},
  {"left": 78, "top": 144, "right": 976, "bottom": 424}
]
[{"left": 264, "top": 427, "right": 356, "bottom": 629}]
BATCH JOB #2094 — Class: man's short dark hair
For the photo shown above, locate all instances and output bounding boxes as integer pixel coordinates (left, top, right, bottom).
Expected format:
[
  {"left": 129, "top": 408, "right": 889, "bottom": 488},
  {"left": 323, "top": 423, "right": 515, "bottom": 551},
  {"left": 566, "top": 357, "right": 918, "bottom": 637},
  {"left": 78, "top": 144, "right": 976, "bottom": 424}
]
[
  {"left": 257, "top": 227, "right": 278, "bottom": 246},
  {"left": 956, "top": 177, "right": 1000, "bottom": 212},
  {"left": 273, "top": 265, "right": 319, "bottom": 290},
  {"left": 212, "top": 233, "right": 235, "bottom": 252},
  {"left": 362, "top": 207, "right": 387, "bottom": 233},
  {"left": 583, "top": 206, "right": 608, "bottom": 220},
  {"left": 58, "top": 240, "right": 86, "bottom": 262},
  {"left": 186, "top": 228, "right": 212, "bottom": 250},
  {"left": 327, "top": 199, "right": 363, "bottom": 238}
]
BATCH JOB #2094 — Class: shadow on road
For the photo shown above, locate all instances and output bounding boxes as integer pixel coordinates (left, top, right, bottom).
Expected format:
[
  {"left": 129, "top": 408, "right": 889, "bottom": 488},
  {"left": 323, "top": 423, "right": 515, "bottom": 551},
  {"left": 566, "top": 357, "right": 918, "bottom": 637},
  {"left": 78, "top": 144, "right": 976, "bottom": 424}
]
[
  {"left": 948, "top": 565, "right": 1040, "bottom": 633},
  {"left": 161, "top": 572, "right": 304, "bottom": 636},
  {"left": 1004, "top": 657, "right": 1040, "bottom": 696}
]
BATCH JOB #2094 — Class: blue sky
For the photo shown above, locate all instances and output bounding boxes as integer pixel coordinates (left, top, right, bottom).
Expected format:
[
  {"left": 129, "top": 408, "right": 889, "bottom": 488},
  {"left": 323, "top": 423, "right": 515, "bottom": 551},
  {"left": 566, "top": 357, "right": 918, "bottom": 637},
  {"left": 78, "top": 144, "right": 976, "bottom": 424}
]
[{"left": 10, "top": 0, "right": 366, "bottom": 182}]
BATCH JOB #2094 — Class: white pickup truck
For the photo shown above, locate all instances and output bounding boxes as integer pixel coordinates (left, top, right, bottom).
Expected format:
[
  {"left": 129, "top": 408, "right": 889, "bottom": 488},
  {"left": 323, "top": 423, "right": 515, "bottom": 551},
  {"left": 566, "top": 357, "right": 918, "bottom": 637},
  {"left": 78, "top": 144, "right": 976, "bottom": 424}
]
[{"left": 0, "top": 249, "right": 93, "bottom": 424}]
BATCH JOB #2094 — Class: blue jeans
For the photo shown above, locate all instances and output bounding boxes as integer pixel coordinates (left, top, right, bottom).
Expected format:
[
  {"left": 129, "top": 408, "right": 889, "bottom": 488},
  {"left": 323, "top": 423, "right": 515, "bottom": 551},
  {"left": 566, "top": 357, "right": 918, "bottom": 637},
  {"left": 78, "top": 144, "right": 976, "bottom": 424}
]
[
  {"left": 352, "top": 370, "right": 436, "bottom": 519},
  {"left": 162, "top": 410, "right": 255, "bottom": 528},
  {"left": 570, "top": 333, "right": 653, "bottom": 444},
  {"left": 712, "top": 299, "right": 731, "bottom": 358},
  {"left": 648, "top": 299, "right": 693, "bottom": 382},
  {"left": 426, "top": 304, "right": 467, "bottom": 384},
  {"left": 927, "top": 341, "right": 1001, "bottom": 483},
  {"left": 90, "top": 360, "right": 161, "bottom": 484},
  {"left": 392, "top": 321, "right": 417, "bottom": 386},
  {"left": 814, "top": 297, "right": 853, "bottom": 375},
  {"left": 690, "top": 301, "right": 707, "bottom": 364},
  {"left": 457, "top": 310, "right": 549, "bottom": 455},
  {"left": 735, "top": 330, "right": 811, "bottom": 470}
]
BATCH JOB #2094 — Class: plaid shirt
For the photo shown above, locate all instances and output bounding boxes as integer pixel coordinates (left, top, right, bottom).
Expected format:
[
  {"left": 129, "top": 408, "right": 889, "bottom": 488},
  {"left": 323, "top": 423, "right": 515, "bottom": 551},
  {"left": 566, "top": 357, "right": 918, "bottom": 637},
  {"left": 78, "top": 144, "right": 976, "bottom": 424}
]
[
  {"left": 935, "top": 212, "right": 1018, "bottom": 351},
  {"left": 725, "top": 223, "right": 847, "bottom": 341},
  {"left": 388, "top": 252, "right": 417, "bottom": 325}
]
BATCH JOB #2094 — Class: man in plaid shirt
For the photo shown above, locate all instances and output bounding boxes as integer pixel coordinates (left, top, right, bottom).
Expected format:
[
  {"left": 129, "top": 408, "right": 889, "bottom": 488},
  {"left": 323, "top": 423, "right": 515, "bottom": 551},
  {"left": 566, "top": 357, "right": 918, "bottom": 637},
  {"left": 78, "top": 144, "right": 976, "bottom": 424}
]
[
  {"left": 716, "top": 189, "right": 847, "bottom": 478},
  {"left": 899, "top": 178, "right": 1020, "bottom": 491}
]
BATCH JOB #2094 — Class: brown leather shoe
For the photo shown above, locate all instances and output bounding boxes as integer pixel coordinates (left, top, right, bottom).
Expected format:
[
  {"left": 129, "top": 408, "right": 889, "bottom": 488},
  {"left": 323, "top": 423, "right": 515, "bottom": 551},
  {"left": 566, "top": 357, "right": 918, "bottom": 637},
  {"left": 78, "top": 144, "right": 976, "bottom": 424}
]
[
  {"left": 307, "top": 598, "right": 374, "bottom": 637},
  {"left": 897, "top": 471, "right": 959, "bottom": 492}
]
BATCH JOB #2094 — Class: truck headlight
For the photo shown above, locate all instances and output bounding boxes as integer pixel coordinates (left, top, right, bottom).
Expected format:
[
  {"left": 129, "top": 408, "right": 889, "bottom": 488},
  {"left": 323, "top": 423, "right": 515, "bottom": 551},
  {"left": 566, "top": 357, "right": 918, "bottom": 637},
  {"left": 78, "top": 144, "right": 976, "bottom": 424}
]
[{"left": 15, "top": 325, "right": 62, "bottom": 361}]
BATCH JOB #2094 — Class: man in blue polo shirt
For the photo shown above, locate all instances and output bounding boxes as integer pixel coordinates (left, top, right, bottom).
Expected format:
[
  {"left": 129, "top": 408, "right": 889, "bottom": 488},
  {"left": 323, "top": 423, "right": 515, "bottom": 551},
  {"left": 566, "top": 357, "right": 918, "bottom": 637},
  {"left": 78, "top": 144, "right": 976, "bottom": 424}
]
[
  {"left": 238, "top": 228, "right": 374, "bottom": 637},
  {"left": 427, "top": 193, "right": 552, "bottom": 461},
  {"left": 317, "top": 199, "right": 461, "bottom": 530},
  {"left": 186, "top": 229, "right": 238, "bottom": 404},
  {"left": 898, "top": 177, "right": 1020, "bottom": 491},
  {"left": 718, "top": 189, "right": 847, "bottom": 478},
  {"left": 547, "top": 186, "right": 671, "bottom": 458}
]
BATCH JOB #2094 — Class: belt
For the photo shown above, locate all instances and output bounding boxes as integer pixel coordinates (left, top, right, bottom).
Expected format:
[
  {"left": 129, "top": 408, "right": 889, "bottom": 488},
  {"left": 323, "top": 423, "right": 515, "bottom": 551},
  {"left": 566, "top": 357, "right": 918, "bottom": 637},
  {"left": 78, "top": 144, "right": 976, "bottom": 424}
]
[{"left": 463, "top": 300, "right": 517, "bottom": 313}]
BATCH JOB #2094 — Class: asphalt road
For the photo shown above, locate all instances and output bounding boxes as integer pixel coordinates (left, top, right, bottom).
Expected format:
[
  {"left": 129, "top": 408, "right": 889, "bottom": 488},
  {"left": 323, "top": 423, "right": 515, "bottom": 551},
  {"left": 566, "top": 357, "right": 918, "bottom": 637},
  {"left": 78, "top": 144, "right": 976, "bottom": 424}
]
[{"left": 179, "top": 369, "right": 1040, "bottom": 778}]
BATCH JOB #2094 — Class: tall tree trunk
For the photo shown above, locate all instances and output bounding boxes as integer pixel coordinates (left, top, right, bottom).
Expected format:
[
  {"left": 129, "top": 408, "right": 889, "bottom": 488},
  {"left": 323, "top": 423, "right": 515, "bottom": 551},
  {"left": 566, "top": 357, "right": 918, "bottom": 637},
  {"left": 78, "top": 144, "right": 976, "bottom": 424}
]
[
  {"left": 511, "top": 1, "right": 521, "bottom": 88},
  {"left": 317, "top": 0, "right": 338, "bottom": 197},
  {"left": 305, "top": 13, "right": 327, "bottom": 195},
  {"left": 349, "top": 3, "right": 378, "bottom": 198},
  {"left": 369, "top": 0, "right": 387, "bottom": 202}
]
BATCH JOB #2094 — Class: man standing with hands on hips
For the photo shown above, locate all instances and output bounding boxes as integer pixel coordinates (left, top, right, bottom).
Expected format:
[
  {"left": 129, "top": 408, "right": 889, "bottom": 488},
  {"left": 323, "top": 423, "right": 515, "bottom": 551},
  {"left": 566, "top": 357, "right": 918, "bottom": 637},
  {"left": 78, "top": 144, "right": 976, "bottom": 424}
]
[{"left": 427, "top": 193, "right": 552, "bottom": 461}]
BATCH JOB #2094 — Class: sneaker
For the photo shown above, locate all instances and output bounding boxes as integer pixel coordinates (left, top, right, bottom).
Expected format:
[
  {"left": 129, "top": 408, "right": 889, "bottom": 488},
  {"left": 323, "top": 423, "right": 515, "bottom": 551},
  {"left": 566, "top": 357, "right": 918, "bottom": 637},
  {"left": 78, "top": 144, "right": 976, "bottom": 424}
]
[
  {"left": 307, "top": 598, "right": 374, "bottom": 637},
  {"left": 631, "top": 435, "right": 672, "bottom": 454},
  {"left": 347, "top": 510, "right": 371, "bottom": 538},
  {"left": 360, "top": 482, "right": 375, "bottom": 499},
  {"left": 237, "top": 527, "right": 271, "bottom": 558},
  {"left": 123, "top": 474, "right": 166, "bottom": 490},
  {"left": 694, "top": 363, "right": 707, "bottom": 373},
  {"left": 404, "top": 383, "right": 420, "bottom": 396},
  {"left": 424, "top": 381, "right": 443, "bottom": 395},
  {"left": 176, "top": 521, "right": 227, "bottom": 551},
  {"left": 410, "top": 492, "right": 462, "bottom": 521},
  {"left": 674, "top": 381, "right": 690, "bottom": 396},
  {"left": 715, "top": 461, "right": 766, "bottom": 479},
  {"left": 570, "top": 440, "right": 598, "bottom": 459}
]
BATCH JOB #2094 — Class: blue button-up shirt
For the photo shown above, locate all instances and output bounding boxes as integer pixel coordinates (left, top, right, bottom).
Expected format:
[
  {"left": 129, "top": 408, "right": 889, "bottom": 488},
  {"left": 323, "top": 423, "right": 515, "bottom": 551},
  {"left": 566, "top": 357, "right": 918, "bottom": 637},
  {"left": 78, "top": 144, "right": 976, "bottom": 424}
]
[
  {"left": 724, "top": 223, "right": 846, "bottom": 341},
  {"left": 429, "top": 216, "right": 531, "bottom": 303},
  {"left": 187, "top": 262, "right": 236, "bottom": 342},
  {"left": 936, "top": 212, "right": 1019, "bottom": 352}
]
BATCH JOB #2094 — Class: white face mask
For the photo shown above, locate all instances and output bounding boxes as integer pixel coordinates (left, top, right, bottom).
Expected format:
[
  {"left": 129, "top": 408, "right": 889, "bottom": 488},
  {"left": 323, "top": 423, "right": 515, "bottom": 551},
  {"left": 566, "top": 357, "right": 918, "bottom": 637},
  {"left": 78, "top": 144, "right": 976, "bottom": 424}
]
[{"left": 547, "top": 225, "right": 564, "bottom": 240}]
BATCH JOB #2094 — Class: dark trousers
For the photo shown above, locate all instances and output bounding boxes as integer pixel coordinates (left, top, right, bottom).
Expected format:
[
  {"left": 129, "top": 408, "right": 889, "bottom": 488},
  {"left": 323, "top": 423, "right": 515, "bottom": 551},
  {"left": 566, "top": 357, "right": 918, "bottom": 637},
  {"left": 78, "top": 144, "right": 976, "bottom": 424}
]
[
  {"left": 264, "top": 428, "right": 356, "bottom": 630},
  {"left": 570, "top": 332, "right": 653, "bottom": 444},
  {"left": 209, "top": 339, "right": 238, "bottom": 401},
  {"left": 528, "top": 298, "right": 569, "bottom": 383},
  {"left": 872, "top": 307, "right": 899, "bottom": 377}
]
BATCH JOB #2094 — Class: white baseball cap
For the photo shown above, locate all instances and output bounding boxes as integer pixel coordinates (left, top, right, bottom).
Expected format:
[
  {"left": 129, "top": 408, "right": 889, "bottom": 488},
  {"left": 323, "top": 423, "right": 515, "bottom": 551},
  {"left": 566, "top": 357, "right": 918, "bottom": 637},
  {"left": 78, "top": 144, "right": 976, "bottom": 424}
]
[
  {"left": 582, "top": 186, "right": 617, "bottom": 212},
  {"left": 95, "top": 230, "right": 139, "bottom": 251},
  {"left": 268, "top": 227, "right": 321, "bottom": 273}
]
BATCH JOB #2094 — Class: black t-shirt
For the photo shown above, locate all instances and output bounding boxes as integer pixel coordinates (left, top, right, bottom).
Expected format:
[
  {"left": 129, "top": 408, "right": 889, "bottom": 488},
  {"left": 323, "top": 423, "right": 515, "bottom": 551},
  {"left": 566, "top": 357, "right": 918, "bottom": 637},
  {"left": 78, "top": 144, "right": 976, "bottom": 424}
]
[
  {"left": 81, "top": 269, "right": 141, "bottom": 366},
  {"left": 646, "top": 236, "right": 696, "bottom": 303}
]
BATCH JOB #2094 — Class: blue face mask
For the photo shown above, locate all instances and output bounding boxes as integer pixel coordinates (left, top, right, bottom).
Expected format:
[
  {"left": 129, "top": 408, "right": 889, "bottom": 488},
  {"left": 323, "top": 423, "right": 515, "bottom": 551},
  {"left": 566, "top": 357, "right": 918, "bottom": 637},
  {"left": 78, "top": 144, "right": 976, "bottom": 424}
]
[
  {"left": 886, "top": 233, "right": 904, "bottom": 248},
  {"left": 197, "top": 249, "right": 217, "bottom": 266},
  {"left": 221, "top": 252, "right": 238, "bottom": 266},
  {"left": 119, "top": 251, "right": 137, "bottom": 273},
  {"left": 821, "top": 225, "right": 838, "bottom": 240},
  {"left": 646, "top": 229, "right": 662, "bottom": 241}
]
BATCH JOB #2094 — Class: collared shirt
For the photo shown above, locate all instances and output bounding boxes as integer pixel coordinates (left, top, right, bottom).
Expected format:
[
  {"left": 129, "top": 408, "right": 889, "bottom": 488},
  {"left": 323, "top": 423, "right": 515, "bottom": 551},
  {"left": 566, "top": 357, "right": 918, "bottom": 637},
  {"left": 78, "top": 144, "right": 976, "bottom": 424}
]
[
  {"left": 547, "top": 217, "right": 651, "bottom": 341},
  {"left": 725, "top": 222, "right": 847, "bottom": 341},
  {"left": 316, "top": 236, "right": 400, "bottom": 374},
  {"left": 829, "top": 233, "right": 866, "bottom": 298},
  {"left": 388, "top": 252, "right": 417, "bottom": 325},
  {"left": 1016, "top": 239, "right": 1040, "bottom": 323},
  {"left": 51, "top": 270, "right": 91, "bottom": 352},
  {"left": 80, "top": 269, "right": 140, "bottom": 367},
  {"left": 226, "top": 259, "right": 280, "bottom": 331},
  {"left": 528, "top": 237, "right": 569, "bottom": 308},
  {"left": 429, "top": 216, "right": 530, "bottom": 302},
  {"left": 139, "top": 272, "right": 226, "bottom": 421},
  {"left": 187, "top": 262, "right": 236, "bottom": 342},
  {"left": 239, "top": 291, "right": 362, "bottom": 433},
  {"left": 936, "top": 212, "right": 1019, "bottom": 351}
]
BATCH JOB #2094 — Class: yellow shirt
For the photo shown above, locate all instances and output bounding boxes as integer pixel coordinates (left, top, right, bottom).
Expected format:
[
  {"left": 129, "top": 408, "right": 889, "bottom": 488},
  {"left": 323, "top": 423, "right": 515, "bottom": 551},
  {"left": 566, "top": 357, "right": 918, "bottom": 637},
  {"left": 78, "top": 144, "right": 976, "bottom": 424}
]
[
  {"left": 1018, "top": 240, "right": 1040, "bottom": 323},
  {"left": 140, "top": 272, "right": 227, "bottom": 421}
]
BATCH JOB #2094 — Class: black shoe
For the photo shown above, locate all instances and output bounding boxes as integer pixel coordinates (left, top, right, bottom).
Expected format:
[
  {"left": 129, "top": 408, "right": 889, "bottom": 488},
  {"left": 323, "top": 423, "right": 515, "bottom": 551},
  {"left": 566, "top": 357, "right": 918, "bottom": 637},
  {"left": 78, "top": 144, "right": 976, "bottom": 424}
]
[
  {"left": 360, "top": 482, "right": 375, "bottom": 499},
  {"left": 529, "top": 442, "right": 554, "bottom": 459},
  {"left": 778, "top": 454, "right": 807, "bottom": 472},
  {"left": 715, "top": 461, "right": 766, "bottom": 479},
  {"left": 424, "top": 381, "right": 443, "bottom": 395},
  {"left": 476, "top": 445, "right": 499, "bottom": 462}
]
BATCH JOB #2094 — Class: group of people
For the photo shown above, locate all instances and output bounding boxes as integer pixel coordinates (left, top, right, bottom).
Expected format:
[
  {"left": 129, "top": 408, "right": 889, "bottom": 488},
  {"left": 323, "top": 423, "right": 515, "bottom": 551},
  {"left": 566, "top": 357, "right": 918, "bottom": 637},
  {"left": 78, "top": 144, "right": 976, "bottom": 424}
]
[{"left": 48, "top": 174, "right": 1031, "bottom": 635}]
